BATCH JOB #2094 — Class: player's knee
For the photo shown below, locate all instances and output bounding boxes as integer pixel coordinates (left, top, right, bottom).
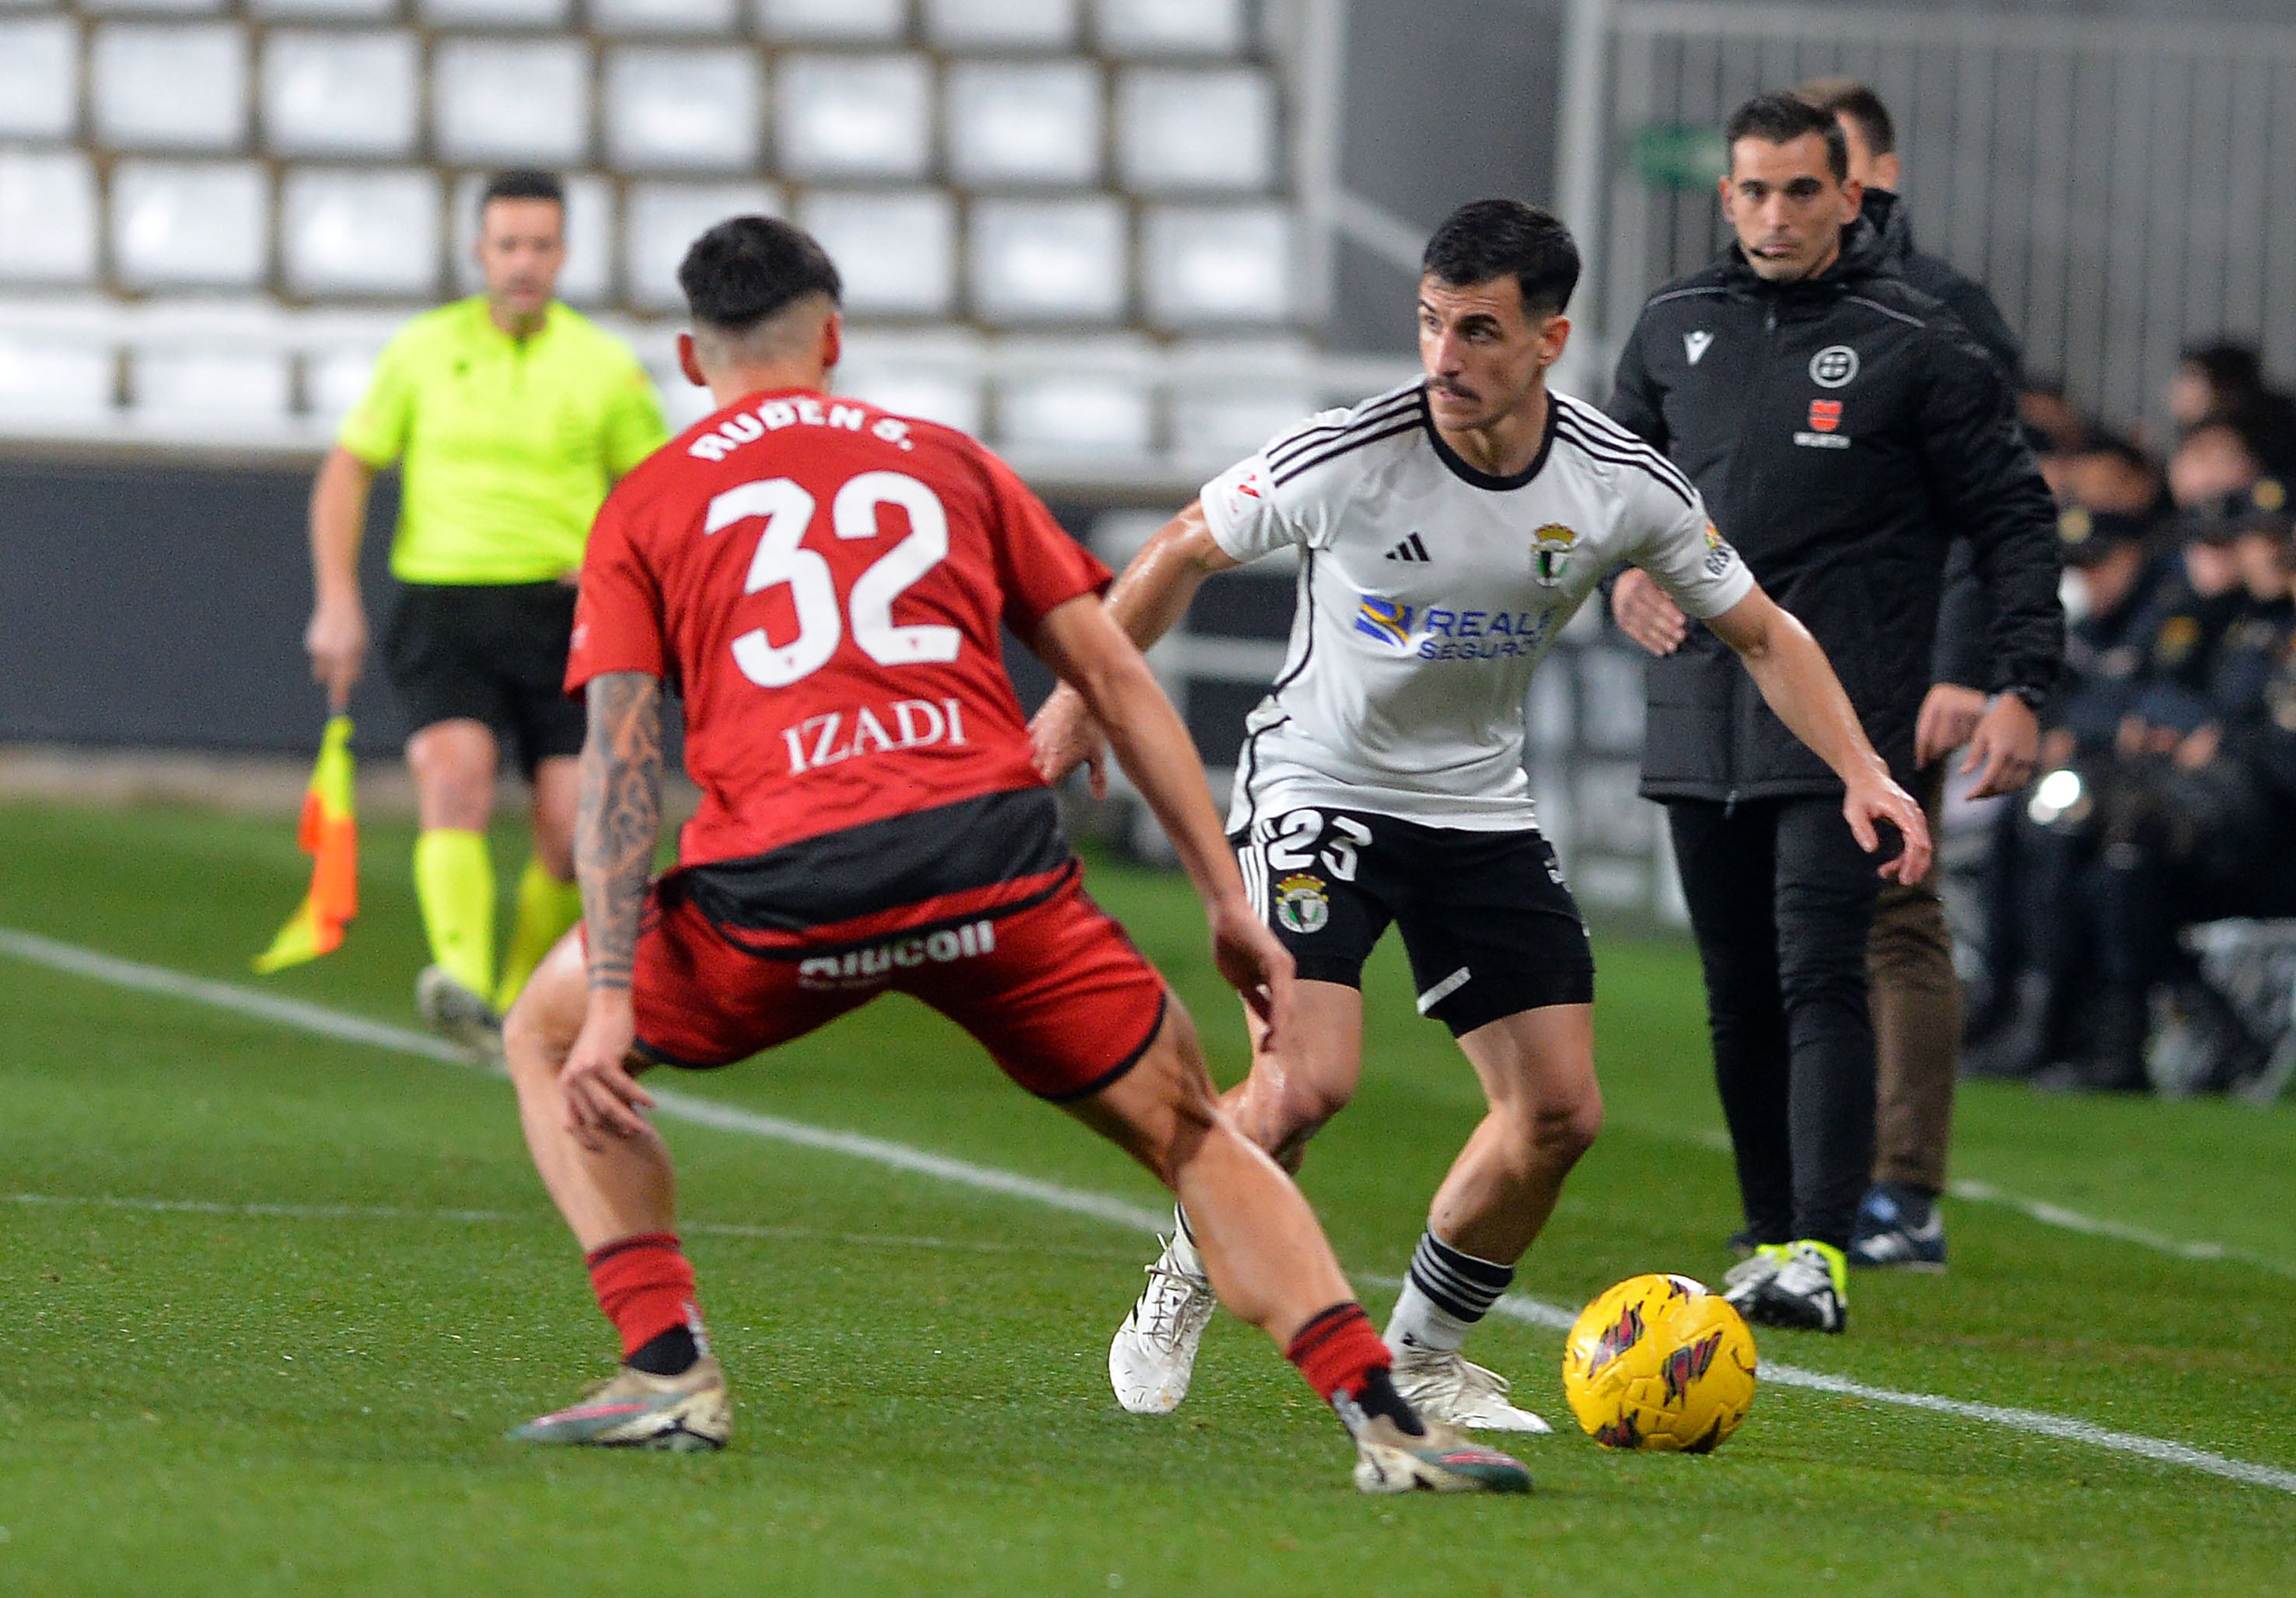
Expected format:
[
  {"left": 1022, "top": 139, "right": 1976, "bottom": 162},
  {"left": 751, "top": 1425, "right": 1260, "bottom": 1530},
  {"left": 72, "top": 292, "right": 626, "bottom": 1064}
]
[{"left": 1516, "top": 1092, "right": 1602, "bottom": 1168}]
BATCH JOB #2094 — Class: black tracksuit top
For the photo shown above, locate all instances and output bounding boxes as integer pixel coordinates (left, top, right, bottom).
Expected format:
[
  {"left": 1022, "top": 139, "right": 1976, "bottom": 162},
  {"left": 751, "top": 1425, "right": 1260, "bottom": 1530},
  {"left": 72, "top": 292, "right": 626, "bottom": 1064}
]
[{"left": 1606, "top": 218, "right": 2064, "bottom": 802}]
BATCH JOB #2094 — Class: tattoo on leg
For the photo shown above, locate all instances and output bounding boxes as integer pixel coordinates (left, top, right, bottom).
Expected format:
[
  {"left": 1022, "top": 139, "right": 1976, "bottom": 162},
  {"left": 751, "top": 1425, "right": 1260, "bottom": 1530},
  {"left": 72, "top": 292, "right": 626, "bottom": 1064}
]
[{"left": 575, "top": 671, "right": 664, "bottom": 992}]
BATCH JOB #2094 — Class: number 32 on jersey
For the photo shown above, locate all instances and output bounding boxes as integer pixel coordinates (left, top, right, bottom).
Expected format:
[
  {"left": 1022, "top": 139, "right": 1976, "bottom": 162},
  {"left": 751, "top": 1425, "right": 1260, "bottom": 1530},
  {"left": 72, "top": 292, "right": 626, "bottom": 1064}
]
[{"left": 705, "top": 470, "right": 959, "bottom": 687}]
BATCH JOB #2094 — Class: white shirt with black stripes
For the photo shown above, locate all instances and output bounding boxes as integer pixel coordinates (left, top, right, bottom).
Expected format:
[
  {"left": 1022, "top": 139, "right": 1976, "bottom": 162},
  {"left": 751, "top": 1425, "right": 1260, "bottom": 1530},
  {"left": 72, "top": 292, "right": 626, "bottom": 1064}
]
[{"left": 1200, "top": 383, "right": 1756, "bottom": 832}]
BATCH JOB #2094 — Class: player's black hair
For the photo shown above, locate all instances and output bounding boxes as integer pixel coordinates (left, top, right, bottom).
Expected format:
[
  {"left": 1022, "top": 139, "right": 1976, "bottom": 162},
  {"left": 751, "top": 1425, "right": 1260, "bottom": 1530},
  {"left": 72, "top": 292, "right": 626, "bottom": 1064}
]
[
  {"left": 677, "top": 215, "right": 843, "bottom": 332},
  {"left": 1724, "top": 91, "right": 1849, "bottom": 182},
  {"left": 480, "top": 169, "right": 564, "bottom": 214},
  {"left": 1420, "top": 200, "right": 1581, "bottom": 319},
  {"left": 1799, "top": 77, "right": 1894, "bottom": 157}
]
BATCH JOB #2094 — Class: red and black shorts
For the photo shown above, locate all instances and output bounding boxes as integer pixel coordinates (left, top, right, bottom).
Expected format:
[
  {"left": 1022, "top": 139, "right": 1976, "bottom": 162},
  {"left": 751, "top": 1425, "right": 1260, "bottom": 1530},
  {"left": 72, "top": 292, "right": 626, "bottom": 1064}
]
[{"left": 622, "top": 862, "right": 1169, "bottom": 1103}]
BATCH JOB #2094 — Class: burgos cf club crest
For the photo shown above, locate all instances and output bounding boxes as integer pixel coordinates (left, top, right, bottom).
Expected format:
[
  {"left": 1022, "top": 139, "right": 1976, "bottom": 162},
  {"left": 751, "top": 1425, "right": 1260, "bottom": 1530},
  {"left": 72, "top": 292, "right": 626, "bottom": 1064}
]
[
  {"left": 1275, "top": 872, "right": 1330, "bottom": 934},
  {"left": 1531, "top": 523, "right": 1578, "bottom": 587}
]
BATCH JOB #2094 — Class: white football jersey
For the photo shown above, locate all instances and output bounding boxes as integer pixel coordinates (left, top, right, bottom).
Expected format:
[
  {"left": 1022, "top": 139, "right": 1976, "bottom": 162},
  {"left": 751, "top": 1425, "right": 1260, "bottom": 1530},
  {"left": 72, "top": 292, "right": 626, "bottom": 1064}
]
[{"left": 1202, "top": 382, "right": 1754, "bottom": 832}]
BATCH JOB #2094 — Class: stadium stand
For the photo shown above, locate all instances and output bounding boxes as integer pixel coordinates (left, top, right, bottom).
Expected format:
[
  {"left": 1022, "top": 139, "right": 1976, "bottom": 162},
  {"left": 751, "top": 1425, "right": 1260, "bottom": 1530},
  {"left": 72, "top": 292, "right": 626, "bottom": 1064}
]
[{"left": 0, "top": 0, "right": 1405, "bottom": 483}]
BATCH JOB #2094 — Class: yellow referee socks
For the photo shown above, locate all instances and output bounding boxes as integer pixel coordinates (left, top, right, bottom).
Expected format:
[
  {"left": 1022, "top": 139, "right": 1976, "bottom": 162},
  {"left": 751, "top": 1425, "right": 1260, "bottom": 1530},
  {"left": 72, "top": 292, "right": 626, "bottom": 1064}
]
[
  {"left": 413, "top": 828, "right": 496, "bottom": 1001},
  {"left": 495, "top": 858, "right": 582, "bottom": 1013}
]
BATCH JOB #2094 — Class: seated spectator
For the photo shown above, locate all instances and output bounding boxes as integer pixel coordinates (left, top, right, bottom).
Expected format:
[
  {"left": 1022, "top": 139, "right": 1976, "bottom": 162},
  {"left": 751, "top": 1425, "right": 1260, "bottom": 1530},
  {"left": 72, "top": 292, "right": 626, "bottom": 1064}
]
[{"left": 2167, "top": 340, "right": 2296, "bottom": 479}]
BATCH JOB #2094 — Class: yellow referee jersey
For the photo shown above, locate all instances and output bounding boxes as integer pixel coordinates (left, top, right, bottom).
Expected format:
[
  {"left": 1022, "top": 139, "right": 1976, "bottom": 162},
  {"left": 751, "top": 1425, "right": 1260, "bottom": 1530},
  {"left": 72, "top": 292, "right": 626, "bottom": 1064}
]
[{"left": 338, "top": 297, "right": 669, "bottom": 586}]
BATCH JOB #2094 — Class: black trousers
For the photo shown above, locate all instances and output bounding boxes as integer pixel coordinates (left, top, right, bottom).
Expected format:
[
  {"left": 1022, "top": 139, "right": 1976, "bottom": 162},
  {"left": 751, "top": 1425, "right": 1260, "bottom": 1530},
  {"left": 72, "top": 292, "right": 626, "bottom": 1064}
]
[{"left": 1666, "top": 796, "right": 1882, "bottom": 1249}]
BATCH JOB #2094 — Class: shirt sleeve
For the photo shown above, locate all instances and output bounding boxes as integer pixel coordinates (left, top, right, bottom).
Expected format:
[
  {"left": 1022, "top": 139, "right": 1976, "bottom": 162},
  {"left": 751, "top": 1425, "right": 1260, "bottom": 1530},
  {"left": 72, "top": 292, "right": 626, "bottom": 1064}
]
[
  {"left": 335, "top": 330, "right": 417, "bottom": 468},
  {"left": 1625, "top": 474, "right": 1756, "bottom": 621},
  {"left": 564, "top": 488, "right": 666, "bottom": 693},
  {"left": 977, "top": 446, "right": 1113, "bottom": 639},
  {"left": 601, "top": 354, "right": 671, "bottom": 479}
]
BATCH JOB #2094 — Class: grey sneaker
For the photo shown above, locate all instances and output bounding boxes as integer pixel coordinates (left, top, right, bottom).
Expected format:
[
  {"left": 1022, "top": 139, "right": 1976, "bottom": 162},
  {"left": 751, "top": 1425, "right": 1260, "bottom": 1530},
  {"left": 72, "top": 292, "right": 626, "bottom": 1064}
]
[
  {"left": 1108, "top": 1235, "right": 1218, "bottom": 1415},
  {"left": 416, "top": 964, "right": 502, "bottom": 1061},
  {"left": 1351, "top": 1414, "right": 1532, "bottom": 1495},
  {"left": 1389, "top": 1344, "right": 1551, "bottom": 1433},
  {"left": 507, "top": 1356, "right": 730, "bottom": 1451}
]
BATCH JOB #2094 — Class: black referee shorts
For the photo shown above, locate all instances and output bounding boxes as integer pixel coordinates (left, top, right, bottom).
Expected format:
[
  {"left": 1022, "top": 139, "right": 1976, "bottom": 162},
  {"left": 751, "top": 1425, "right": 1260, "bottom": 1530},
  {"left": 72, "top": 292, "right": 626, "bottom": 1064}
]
[
  {"left": 1232, "top": 806, "right": 1595, "bottom": 1036},
  {"left": 383, "top": 580, "right": 585, "bottom": 778}
]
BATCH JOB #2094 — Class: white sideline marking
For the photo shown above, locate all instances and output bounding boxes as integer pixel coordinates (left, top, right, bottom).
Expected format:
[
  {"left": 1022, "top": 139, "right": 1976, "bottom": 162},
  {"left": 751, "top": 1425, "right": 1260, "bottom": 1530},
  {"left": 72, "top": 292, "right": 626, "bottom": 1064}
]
[
  {"left": 0, "top": 1191, "right": 1133, "bottom": 1261},
  {"left": 0, "top": 927, "right": 1164, "bottom": 1235},
  {"left": 4, "top": 924, "right": 2294, "bottom": 1496}
]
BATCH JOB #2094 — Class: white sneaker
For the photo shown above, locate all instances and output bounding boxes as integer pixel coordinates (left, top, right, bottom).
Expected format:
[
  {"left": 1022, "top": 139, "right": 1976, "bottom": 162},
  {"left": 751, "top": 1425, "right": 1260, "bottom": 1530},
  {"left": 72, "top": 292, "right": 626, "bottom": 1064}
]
[
  {"left": 1721, "top": 1243, "right": 1790, "bottom": 1309},
  {"left": 1107, "top": 1235, "right": 1218, "bottom": 1415},
  {"left": 1388, "top": 1344, "right": 1552, "bottom": 1433}
]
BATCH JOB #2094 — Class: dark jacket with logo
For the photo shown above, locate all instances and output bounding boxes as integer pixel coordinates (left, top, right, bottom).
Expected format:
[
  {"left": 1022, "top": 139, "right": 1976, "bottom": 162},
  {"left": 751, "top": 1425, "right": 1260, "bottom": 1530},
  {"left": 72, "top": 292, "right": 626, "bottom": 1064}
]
[{"left": 1607, "top": 218, "right": 2062, "bottom": 801}]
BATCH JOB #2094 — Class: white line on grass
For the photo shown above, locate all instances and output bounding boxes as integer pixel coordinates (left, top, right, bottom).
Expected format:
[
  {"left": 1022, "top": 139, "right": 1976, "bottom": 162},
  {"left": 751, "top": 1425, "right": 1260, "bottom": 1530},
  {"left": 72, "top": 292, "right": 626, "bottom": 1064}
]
[
  {"left": 0, "top": 1191, "right": 1135, "bottom": 1260},
  {"left": 4, "top": 924, "right": 2293, "bottom": 1497}
]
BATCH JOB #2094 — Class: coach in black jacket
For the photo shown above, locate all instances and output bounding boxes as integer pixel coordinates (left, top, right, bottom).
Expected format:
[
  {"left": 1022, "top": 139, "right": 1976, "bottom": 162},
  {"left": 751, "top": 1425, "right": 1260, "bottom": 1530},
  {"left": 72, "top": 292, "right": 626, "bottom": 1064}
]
[{"left": 1605, "top": 93, "right": 2061, "bottom": 1331}]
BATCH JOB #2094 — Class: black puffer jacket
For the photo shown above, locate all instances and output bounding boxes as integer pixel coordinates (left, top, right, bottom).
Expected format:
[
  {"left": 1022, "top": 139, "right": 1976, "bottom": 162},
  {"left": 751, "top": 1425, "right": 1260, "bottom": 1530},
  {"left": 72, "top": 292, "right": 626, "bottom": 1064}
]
[{"left": 1607, "top": 218, "right": 2062, "bottom": 800}]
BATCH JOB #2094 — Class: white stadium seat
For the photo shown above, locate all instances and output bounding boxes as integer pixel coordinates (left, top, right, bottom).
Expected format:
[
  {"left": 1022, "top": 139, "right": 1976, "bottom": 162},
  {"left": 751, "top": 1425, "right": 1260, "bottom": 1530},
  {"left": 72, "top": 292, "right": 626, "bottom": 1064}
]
[
  {"left": 247, "top": 0, "right": 399, "bottom": 19},
  {"left": 756, "top": 0, "right": 906, "bottom": 44},
  {"left": 998, "top": 369, "right": 1154, "bottom": 456},
  {"left": 0, "top": 149, "right": 100, "bottom": 285},
  {"left": 1141, "top": 205, "right": 1292, "bottom": 326},
  {"left": 624, "top": 181, "right": 781, "bottom": 311},
  {"left": 91, "top": 23, "right": 249, "bottom": 152},
  {"left": 306, "top": 344, "right": 381, "bottom": 425},
  {"left": 605, "top": 47, "right": 765, "bottom": 173},
  {"left": 135, "top": 348, "right": 292, "bottom": 424},
  {"left": 967, "top": 197, "right": 1127, "bottom": 323},
  {"left": 79, "top": 0, "right": 228, "bottom": 14},
  {"left": 433, "top": 38, "right": 592, "bottom": 167},
  {"left": 1115, "top": 68, "right": 1276, "bottom": 192},
  {"left": 416, "top": 0, "right": 572, "bottom": 26},
  {"left": 834, "top": 365, "right": 984, "bottom": 436},
  {"left": 281, "top": 167, "right": 442, "bottom": 298},
  {"left": 1096, "top": 0, "right": 1249, "bottom": 58},
  {"left": 110, "top": 160, "right": 269, "bottom": 290},
  {"left": 0, "top": 16, "right": 78, "bottom": 142},
  {"left": 1168, "top": 373, "right": 1315, "bottom": 460},
  {"left": 261, "top": 30, "right": 421, "bottom": 160},
  {"left": 0, "top": 337, "right": 114, "bottom": 422},
  {"left": 453, "top": 171, "right": 617, "bottom": 306},
  {"left": 945, "top": 60, "right": 1102, "bottom": 188},
  {"left": 774, "top": 54, "right": 935, "bottom": 182},
  {"left": 795, "top": 190, "right": 956, "bottom": 317},
  {"left": 924, "top": 0, "right": 1078, "bottom": 51},
  {"left": 592, "top": 0, "right": 739, "bottom": 35}
]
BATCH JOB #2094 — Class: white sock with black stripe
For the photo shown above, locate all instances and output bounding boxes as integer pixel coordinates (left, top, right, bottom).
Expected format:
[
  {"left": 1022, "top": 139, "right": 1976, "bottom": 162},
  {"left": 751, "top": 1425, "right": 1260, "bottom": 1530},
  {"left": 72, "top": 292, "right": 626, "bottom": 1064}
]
[{"left": 1384, "top": 1230, "right": 1515, "bottom": 1355}]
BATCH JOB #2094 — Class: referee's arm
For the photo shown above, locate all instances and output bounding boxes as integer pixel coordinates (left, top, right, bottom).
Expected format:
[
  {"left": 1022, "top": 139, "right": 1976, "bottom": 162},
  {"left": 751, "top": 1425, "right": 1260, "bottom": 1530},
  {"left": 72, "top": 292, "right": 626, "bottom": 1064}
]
[
  {"left": 1704, "top": 585, "right": 1933, "bottom": 885},
  {"left": 306, "top": 446, "right": 380, "bottom": 708}
]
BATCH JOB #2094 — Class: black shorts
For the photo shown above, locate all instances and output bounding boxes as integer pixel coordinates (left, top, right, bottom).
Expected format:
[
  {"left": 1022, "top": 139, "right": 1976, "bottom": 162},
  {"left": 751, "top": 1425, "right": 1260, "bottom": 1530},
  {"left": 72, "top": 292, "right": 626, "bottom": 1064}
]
[
  {"left": 383, "top": 581, "right": 585, "bottom": 778},
  {"left": 1233, "top": 806, "right": 1594, "bottom": 1036}
]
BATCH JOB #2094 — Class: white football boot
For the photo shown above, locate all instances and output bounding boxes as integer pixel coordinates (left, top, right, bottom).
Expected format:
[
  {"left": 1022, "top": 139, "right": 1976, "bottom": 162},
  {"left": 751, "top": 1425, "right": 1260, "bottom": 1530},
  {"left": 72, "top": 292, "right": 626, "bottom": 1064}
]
[
  {"left": 1388, "top": 1344, "right": 1552, "bottom": 1433},
  {"left": 415, "top": 965, "right": 503, "bottom": 1061},
  {"left": 1108, "top": 1234, "right": 1218, "bottom": 1415},
  {"left": 1351, "top": 1415, "right": 1532, "bottom": 1495}
]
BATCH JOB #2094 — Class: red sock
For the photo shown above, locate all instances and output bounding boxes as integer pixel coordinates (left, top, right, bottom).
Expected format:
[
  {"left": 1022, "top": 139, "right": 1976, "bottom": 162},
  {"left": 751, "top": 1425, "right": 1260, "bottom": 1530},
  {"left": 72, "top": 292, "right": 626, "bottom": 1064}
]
[
  {"left": 585, "top": 1233, "right": 703, "bottom": 1361},
  {"left": 1284, "top": 1301, "right": 1391, "bottom": 1406}
]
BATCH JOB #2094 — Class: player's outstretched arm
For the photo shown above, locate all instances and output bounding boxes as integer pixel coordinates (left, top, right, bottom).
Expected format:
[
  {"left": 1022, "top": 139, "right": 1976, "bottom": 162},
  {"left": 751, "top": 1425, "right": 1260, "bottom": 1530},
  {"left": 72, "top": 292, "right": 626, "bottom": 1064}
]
[
  {"left": 1704, "top": 586, "right": 1933, "bottom": 885},
  {"left": 1029, "top": 500, "right": 1242, "bottom": 796},
  {"left": 1032, "top": 593, "right": 1294, "bottom": 1043},
  {"left": 561, "top": 669, "right": 666, "bottom": 1147},
  {"left": 304, "top": 446, "right": 377, "bottom": 710}
]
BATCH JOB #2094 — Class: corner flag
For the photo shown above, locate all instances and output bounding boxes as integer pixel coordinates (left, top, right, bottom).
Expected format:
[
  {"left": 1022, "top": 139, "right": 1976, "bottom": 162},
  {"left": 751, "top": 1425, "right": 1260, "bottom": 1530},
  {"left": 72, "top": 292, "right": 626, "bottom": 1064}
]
[{"left": 253, "top": 715, "right": 358, "bottom": 973}]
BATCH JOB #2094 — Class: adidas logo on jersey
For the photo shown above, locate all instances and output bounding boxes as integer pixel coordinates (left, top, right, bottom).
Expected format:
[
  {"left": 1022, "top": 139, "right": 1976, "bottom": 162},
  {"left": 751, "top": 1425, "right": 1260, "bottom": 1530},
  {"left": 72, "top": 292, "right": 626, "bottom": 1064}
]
[{"left": 1385, "top": 532, "right": 1431, "bottom": 563}]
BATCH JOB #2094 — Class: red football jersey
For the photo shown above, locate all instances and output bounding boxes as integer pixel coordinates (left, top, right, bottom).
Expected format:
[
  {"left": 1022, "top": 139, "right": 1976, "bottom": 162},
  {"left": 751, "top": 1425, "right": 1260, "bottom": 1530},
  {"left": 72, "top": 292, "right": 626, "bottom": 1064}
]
[{"left": 567, "top": 387, "right": 1110, "bottom": 869}]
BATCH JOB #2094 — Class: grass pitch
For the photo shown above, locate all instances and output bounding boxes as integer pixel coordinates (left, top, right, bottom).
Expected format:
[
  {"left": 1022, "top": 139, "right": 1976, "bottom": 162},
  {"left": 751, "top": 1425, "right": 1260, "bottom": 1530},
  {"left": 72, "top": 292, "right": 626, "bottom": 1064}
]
[{"left": 1, "top": 799, "right": 2292, "bottom": 1594}]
